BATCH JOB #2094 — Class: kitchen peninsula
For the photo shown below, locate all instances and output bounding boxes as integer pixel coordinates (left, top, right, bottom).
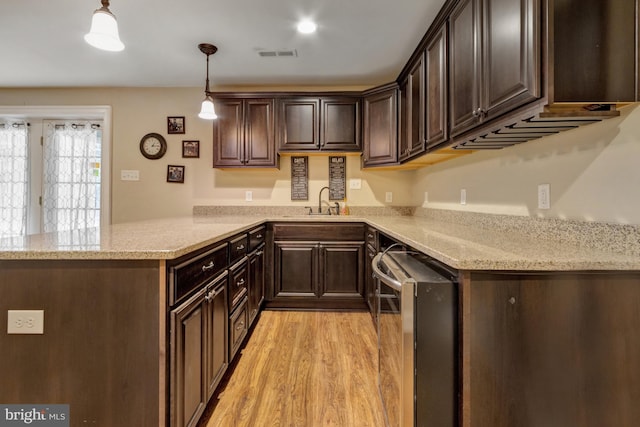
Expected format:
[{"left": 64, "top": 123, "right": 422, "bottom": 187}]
[{"left": 1, "top": 211, "right": 639, "bottom": 427}]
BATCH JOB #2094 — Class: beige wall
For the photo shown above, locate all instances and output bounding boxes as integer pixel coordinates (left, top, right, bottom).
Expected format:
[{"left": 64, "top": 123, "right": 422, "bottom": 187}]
[
  {"left": 2, "top": 88, "right": 638, "bottom": 225},
  {"left": 0, "top": 87, "right": 411, "bottom": 223},
  {"left": 412, "top": 104, "right": 640, "bottom": 225}
]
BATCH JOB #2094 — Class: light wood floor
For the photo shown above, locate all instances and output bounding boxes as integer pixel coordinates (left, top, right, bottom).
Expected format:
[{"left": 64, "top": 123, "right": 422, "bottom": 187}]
[{"left": 198, "top": 310, "right": 387, "bottom": 427}]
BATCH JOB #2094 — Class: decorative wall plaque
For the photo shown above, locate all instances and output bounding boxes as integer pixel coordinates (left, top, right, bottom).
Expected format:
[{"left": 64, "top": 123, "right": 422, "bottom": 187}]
[
  {"left": 329, "top": 156, "right": 346, "bottom": 200},
  {"left": 291, "top": 156, "right": 308, "bottom": 200}
]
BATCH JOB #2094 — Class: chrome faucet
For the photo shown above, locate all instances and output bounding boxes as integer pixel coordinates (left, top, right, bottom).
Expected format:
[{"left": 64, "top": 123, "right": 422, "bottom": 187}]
[
  {"left": 304, "top": 186, "right": 340, "bottom": 215},
  {"left": 318, "top": 186, "right": 329, "bottom": 214}
]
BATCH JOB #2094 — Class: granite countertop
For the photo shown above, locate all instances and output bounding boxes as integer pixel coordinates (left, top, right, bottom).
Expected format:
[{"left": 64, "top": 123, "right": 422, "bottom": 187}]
[{"left": 0, "top": 214, "right": 638, "bottom": 271}]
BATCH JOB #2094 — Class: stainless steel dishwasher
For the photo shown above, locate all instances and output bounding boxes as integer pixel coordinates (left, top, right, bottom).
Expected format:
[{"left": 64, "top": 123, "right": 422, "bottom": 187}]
[{"left": 372, "top": 249, "right": 458, "bottom": 427}]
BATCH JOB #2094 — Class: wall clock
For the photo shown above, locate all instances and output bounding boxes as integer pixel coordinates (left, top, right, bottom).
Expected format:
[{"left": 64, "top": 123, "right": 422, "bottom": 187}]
[{"left": 139, "top": 133, "right": 167, "bottom": 160}]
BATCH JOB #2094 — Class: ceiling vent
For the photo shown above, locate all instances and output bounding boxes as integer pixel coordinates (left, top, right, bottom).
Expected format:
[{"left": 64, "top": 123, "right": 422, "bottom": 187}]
[{"left": 258, "top": 49, "right": 298, "bottom": 58}]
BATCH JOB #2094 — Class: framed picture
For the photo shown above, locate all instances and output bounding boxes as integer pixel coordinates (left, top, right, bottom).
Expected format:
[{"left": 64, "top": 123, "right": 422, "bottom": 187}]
[
  {"left": 167, "top": 165, "right": 185, "bottom": 183},
  {"left": 167, "top": 116, "right": 185, "bottom": 134},
  {"left": 182, "top": 140, "right": 200, "bottom": 158}
]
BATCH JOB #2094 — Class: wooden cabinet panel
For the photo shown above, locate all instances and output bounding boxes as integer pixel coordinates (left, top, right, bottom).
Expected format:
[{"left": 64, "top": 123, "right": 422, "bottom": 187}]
[
  {"left": 425, "top": 24, "right": 448, "bottom": 149},
  {"left": 229, "top": 257, "right": 248, "bottom": 311},
  {"left": 229, "top": 298, "right": 248, "bottom": 360},
  {"left": 319, "top": 242, "right": 363, "bottom": 298},
  {"left": 363, "top": 85, "right": 398, "bottom": 167},
  {"left": 449, "top": 0, "right": 481, "bottom": 136},
  {"left": 244, "top": 99, "right": 277, "bottom": 166},
  {"left": 204, "top": 275, "right": 228, "bottom": 400},
  {"left": 213, "top": 99, "right": 244, "bottom": 167},
  {"left": 274, "top": 241, "right": 318, "bottom": 297},
  {"left": 268, "top": 222, "right": 366, "bottom": 310},
  {"left": 399, "top": 55, "right": 426, "bottom": 161},
  {"left": 467, "top": 272, "right": 640, "bottom": 427},
  {"left": 213, "top": 98, "right": 277, "bottom": 168},
  {"left": 321, "top": 97, "right": 361, "bottom": 151},
  {"left": 482, "top": 0, "right": 540, "bottom": 119},
  {"left": 278, "top": 98, "right": 320, "bottom": 150},
  {"left": 171, "top": 288, "right": 207, "bottom": 427},
  {"left": 248, "top": 246, "right": 265, "bottom": 326},
  {"left": 278, "top": 97, "right": 361, "bottom": 152},
  {"left": 449, "top": 0, "right": 540, "bottom": 137}
]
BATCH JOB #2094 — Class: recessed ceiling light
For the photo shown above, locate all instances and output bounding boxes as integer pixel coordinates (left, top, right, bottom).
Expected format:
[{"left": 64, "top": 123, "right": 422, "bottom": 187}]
[{"left": 297, "top": 20, "right": 317, "bottom": 34}]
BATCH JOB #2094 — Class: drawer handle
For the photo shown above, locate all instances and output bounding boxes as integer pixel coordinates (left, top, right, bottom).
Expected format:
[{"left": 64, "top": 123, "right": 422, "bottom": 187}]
[
  {"left": 205, "top": 287, "right": 223, "bottom": 302},
  {"left": 256, "top": 234, "right": 263, "bottom": 239},
  {"left": 235, "top": 321, "right": 245, "bottom": 331},
  {"left": 367, "top": 233, "right": 374, "bottom": 238},
  {"left": 236, "top": 278, "right": 245, "bottom": 286},
  {"left": 255, "top": 250, "right": 264, "bottom": 256},
  {"left": 202, "top": 261, "right": 215, "bottom": 272},
  {"left": 236, "top": 244, "right": 245, "bottom": 251}
]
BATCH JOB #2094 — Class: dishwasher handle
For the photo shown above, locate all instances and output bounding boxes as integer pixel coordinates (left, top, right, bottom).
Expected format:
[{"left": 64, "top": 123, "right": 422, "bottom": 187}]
[{"left": 372, "top": 253, "right": 403, "bottom": 292}]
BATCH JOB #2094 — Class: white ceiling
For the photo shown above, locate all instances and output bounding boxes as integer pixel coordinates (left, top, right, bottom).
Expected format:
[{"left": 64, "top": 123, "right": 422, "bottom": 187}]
[{"left": 1, "top": 0, "right": 445, "bottom": 89}]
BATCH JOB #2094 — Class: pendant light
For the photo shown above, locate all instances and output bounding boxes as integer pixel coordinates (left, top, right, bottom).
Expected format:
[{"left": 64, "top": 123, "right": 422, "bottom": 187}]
[
  {"left": 198, "top": 43, "right": 218, "bottom": 120},
  {"left": 84, "top": 0, "right": 125, "bottom": 52}
]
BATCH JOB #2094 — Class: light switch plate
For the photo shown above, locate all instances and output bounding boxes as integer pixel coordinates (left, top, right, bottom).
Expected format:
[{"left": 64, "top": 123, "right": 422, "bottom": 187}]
[
  {"left": 538, "top": 184, "right": 550, "bottom": 209},
  {"left": 349, "top": 179, "right": 362, "bottom": 190},
  {"left": 120, "top": 170, "right": 139, "bottom": 181},
  {"left": 7, "top": 310, "right": 44, "bottom": 334},
  {"left": 460, "top": 189, "right": 467, "bottom": 205},
  {"left": 385, "top": 192, "right": 393, "bottom": 203}
]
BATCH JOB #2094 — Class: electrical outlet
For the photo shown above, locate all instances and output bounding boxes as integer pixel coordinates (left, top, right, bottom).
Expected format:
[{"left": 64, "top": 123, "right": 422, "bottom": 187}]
[
  {"left": 120, "top": 170, "right": 139, "bottom": 181},
  {"left": 385, "top": 192, "right": 393, "bottom": 203},
  {"left": 538, "top": 184, "right": 550, "bottom": 209},
  {"left": 460, "top": 189, "right": 467, "bottom": 205},
  {"left": 7, "top": 310, "right": 44, "bottom": 334},
  {"left": 349, "top": 179, "right": 362, "bottom": 190},
  {"left": 245, "top": 191, "right": 253, "bottom": 202}
]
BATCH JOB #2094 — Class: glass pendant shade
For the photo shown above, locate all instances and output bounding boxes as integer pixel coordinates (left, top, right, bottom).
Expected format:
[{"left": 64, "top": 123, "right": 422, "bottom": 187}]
[
  {"left": 84, "top": 8, "right": 124, "bottom": 52},
  {"left": 198, "top": 96, "right": 217, "bottom": 120}
]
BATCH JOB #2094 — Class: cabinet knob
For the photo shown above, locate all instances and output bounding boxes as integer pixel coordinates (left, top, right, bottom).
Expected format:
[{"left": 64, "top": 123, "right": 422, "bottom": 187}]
[{"left": 508, "top": 296, "right": 516, "bottom": 305}]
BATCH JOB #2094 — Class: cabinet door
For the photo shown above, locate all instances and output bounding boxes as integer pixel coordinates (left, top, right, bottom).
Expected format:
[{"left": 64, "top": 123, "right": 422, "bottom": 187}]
[
  {"left": 244, "top": 98, "right": 277, "bottom": 166},
  {"left": 399, "top": 54, "right": 426, "bottom": 162},
  {"left": 229, "top": 298, "right": 249, "bottom": 360},
  {"left": 449, "top": 0, "right": 481, "bottom": 137},
  {"left": 248, "top": 246, "right": 265, "bottom": 326},
  {"left": 204, "top": 276, "right": 228, "bottom": 400},
  {"left": 278, "top": 98, "right": 320, "bottom": 151},
  {"left": 362, "top": 87, "right": 398, "bottom": 167},
  {"left": 320, "top": 97, "right": 361, "bottom": 151},
  {"left": 213, "top": 99, "right": 245, "bottom": 167},
  {"left": 319, "top": 242, "right": 364, "bottom": 298},
  {"left": 481, "top": 0, "right": 540, "bottom": 120},
  {"left": 425, "top": 24, "right": 448, "bottom": 149},
  {"left": 273, "top": 241, "right": 318, "bottom": 297},
  {"left": 171, "top": 288, "right": 206, "bottom": 427},
  {"left": 365, "top": 244, "right": 377, "bottom": 319}
]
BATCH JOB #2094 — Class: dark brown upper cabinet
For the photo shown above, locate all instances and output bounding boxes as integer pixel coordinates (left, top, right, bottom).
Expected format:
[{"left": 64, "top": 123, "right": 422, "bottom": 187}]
[
  {"left": 449, "top": 0, "right": 541, "bottom": 138},
  {"left": 278, "top": 96, "right": 361, "bottom": 152},
  {"left": 213, "top": 97, "right": 278, "bottom": 168},
  {"left": 362, "top": 84, "right": 399, "bottom": 168},
  {"left": 424, "top": 23, "right": 448, "bottom": 149},
  {"left": 399, "top": 53, "right": 426, "bottom": 162}
]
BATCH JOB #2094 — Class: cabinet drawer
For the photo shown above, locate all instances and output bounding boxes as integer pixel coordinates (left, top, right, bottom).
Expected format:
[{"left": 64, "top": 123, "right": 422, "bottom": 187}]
[
  {"left": 229, "top": 234, "right": 248, "bottom": 265},
  {"left": 170, "top": 242, "right": 229, "bottom": 306},
  {"left": 229, "top": 297, "right": 248, "bottom": 360},
  {"left": 229, "top": 258, "right": 248, "bottom": 311},
  {"left": 248, "top": 226, "right": 266, "bottom": 252},
  {"left": 272, "top": 223, "right": 365, "bottom": 241}
]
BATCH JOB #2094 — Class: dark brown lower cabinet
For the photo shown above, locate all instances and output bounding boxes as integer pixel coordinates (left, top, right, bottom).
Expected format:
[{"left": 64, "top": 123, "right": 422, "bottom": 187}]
[
  {"left": 247, "top": 245, "right": 265, "bottom": 326},
  {"left": 465, "top": 271, "right": 640, "bottom": 427},
  {"left": 267, "top": 222, "right": 366, "bottom": 310},
  {"left": 171, "top": 273, "right": 228, "bottom": 427}
]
